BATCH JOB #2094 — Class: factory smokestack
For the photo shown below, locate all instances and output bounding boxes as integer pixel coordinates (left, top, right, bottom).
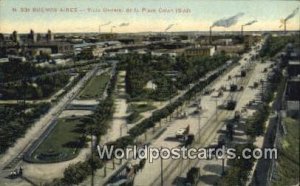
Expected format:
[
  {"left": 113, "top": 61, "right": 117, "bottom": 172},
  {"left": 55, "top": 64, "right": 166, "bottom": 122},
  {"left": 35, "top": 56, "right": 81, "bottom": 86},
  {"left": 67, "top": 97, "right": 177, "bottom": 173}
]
[
  {"left": 281, "top": 7, "right": 299, "bottom": 33},
  {"left": 241, "top": 25, "right": 244, "bottom": 36},
  {"left": 280, "top": 19, "right": 287, "bottom": 33},
  {"left": 210, "top": 13, "right": 244, "bottom": 44},
  {"left": 209, "top": 26, "right": 212, "bottom": 44},
  {"left": 241, "top": 20, "right": 257, "bottom": 36},
  {"left": 111, "top": 26, "right": 116, "bottom": 33}
]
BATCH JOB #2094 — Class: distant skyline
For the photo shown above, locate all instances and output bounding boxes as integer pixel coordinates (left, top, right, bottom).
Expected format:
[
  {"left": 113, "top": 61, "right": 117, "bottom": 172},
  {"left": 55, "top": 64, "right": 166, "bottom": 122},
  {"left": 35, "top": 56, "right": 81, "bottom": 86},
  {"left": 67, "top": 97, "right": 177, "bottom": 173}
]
[{"left": 0, "top": 0, "right": 299, "bottom": 33}]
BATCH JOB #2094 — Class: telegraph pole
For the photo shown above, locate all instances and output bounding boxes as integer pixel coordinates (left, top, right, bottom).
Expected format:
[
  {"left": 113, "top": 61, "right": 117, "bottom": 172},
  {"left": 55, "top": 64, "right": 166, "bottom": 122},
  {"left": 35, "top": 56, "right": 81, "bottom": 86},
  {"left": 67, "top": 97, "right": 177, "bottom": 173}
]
[
  {"left": 198, "top": 114, "right": 207, "bottom": 144},
  {"left": 213, "top": 98, "right": 219, "bottom": 121},
  {"left": 221, "top": 158, "right": 225, "bottom": 175},
  {"left": 261, "top": 80, "right": 265, "bottom": 101},
  {"left": 198, "top": 112, "right": 201, "bottom": 139},
  {"left": 160, "top": 152, "right": 163, "bottom": 186},
  {"left": 120, "top": 124, "right": 122, "bottom": 138},
  {"left": 90, "top": 125, "right": 94, "bottom": 186}
]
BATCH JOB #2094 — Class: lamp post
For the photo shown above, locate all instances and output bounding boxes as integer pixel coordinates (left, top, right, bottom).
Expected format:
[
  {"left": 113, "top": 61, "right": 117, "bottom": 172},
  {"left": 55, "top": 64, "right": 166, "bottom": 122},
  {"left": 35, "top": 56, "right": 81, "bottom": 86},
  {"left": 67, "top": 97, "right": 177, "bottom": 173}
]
[
  {"left": 160, "top": 147, "right": 164, "bottom": 186},
  {"left": 90, "top": 120, "right": 94, "bottom": 186}
]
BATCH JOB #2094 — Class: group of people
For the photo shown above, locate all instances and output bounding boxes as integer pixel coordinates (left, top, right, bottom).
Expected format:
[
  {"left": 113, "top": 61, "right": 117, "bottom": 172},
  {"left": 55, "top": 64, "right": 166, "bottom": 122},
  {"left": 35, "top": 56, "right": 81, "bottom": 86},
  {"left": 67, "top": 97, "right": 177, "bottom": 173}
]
[{"left": 9, "top": 167, "right": 23, "bottom": 179}]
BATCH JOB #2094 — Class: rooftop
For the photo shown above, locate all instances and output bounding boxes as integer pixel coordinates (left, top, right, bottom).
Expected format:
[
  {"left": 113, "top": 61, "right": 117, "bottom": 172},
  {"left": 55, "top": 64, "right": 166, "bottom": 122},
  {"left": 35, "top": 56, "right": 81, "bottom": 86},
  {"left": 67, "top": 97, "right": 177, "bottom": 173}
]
[
  {"left": 288, "top": 60, "right": 300, "bottom": 65},
  {"left": 186, "top": 45, "right": 214, "bottom": 51}
]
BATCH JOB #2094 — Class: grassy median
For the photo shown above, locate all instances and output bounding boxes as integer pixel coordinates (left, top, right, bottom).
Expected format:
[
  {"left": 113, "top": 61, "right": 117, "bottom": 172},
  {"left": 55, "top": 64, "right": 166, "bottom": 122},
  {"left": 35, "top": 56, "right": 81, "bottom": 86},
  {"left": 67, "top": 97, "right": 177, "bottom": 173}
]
[
  {"left": 31, "top": 117, "right": 86, "bottom": 163},
  {"left": 78, "top": 73, "right": 110, "bottom": 99},
  {"left": 273, "top": 117, "right": 299, "bottom": 185}
]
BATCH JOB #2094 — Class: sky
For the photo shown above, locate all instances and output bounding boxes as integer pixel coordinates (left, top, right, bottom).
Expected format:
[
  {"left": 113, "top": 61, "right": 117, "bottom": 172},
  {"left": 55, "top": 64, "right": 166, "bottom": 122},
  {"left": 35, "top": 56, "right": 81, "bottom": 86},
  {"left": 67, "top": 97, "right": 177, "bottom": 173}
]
[{"left": 0, "top": 0, "right": 299, "bottom": 33}]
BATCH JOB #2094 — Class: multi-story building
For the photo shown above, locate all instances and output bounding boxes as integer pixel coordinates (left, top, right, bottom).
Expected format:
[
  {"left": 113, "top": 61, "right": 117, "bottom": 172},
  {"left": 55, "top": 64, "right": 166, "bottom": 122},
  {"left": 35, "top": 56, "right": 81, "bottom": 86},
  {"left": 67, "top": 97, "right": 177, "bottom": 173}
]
[
  {"left": 28, "top": 42, "right": 73, "bottom": 54},
  {"left": 215, "top": 44, "right": 245, "bottom": 55},
  {"left": 212, "top": 38, "right": 233, "bottom": 46},
  {"left": 287, "top": 61, "right": 300, "bottom": 78},
  {"left": 184, "top": 46, "right": 215, "bottom": 57},
  {"left": 284, "top": 77, "right": 300, "bottom": 115},
  {"left": 283, "top": 46, "right": 300, "bottom": 116}
]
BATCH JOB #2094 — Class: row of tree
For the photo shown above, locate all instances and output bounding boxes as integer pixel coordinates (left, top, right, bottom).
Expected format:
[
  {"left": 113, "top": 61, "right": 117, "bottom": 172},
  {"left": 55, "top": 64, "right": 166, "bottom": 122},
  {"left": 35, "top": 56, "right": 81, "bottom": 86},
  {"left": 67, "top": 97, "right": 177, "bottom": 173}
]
[
  {"left": 260, "top": 35, "right": 297, "bottom": 58},
  {"left": 0, "top": 57, "right": 103, "bottom": 84},
  {"left": 0, "top": 61, "right": 51, "bottom": 82},
  {"left": 0, "top": 103, "right": 51, "bottom": 154},
  {"left": 221, "top": 54, "right": 285, "bottom": 185},
  {"left": 47, "top": 67, "right": 117, "bottom": 185},
  {"left": 246, "top": 66, "right": 283, "bottom": 137},
  {"left": 174, "top": 54, "right": 230, "bottom": 89},
  {"left": 220, "top": 143, "right": 256, "bottom": 185},
  {"left": 0, "top": 72, "right": 70, "bottom": 100},
  {"left": 123, "top": 53, "right": 230, "bottom": 101},
  {"left": 127, "top": 69, "right": 222, "bottom": 139}
]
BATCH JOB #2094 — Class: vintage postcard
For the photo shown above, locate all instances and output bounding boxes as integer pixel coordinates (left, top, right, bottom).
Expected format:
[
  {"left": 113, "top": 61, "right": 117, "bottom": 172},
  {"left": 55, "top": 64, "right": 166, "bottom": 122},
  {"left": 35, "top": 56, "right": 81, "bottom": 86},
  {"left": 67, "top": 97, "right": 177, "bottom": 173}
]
[{"left": 0, "top": 0, "right": 299, "bottom": 185}]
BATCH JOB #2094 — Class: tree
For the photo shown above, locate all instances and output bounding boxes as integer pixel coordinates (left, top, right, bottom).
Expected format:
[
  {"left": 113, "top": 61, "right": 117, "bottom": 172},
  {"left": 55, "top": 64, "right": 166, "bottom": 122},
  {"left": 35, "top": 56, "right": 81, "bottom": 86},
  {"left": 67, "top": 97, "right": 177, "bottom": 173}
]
[{"left": 0, "top": 33, "right": 4, "bottom": 41}]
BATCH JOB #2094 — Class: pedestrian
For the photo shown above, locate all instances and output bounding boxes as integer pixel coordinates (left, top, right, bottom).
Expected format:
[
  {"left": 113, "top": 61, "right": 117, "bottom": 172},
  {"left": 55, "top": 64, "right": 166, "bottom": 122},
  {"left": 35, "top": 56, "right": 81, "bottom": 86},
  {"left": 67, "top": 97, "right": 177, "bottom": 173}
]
[
  {"left": 19, "top": 166, "right": 23, "bottom": 176},
  {"left": 186, "top": 125, "right": 190, "bottom": 134}
]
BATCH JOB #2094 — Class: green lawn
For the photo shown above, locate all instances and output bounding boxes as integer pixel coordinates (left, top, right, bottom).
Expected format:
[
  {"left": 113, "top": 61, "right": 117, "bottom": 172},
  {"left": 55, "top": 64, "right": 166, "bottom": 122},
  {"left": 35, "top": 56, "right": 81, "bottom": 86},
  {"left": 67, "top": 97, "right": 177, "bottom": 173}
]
[
  {"left": 126, "top": 112, "right": 143, "bottom": 124},
  {"left": 31, "top": 118, "right": 86, "bottom": 163},
  {"left": 273, "top": 117, "right": 299, "bottom": 186},
  {"left": 127, "top": 103, "right": 156, "bottom": 113},
  {"left": 78, "top": 73, "right": 110, "bottom": 99}
]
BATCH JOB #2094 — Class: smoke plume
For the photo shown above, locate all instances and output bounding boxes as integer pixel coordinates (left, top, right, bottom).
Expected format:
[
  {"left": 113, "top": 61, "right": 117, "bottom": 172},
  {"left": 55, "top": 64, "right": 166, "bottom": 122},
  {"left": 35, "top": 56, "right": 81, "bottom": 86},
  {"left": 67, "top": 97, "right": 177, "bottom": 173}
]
[
  {"left": 285, "top": 7, "right": 299, "bottom": 21},
  {"left": 165, "top": 24, "right": 176, "bottom": 31},
  {"left": 100, "top": 21, "right": 112, "bottom": 27},
  {"left": 243, "top": 20, "right": 257, "bottom": 27},
  {"left": 119, "top": 23, "right": 130, "bottom": 27},
  {"left": 211, "top": 12, "right": 244, "bottom": 28}
]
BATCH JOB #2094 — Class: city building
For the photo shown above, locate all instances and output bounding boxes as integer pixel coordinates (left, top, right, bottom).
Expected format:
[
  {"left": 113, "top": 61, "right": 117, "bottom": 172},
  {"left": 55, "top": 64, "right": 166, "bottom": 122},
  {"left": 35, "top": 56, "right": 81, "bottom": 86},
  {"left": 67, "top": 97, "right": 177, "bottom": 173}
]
[
  {"left": 27, "top": 42, "right": 74, "bottom": 55},
  {"left": 11, "top": 31, "right": 20, "bottom": 42},
  {"left": 184, "top": 45, "right": 215, "bottom": 57},
  {"left": 212, "top": 38, "right": 233, "bottom": 46},
  {"left": 151, "top": 48, "right": 184, "bottom": 58},
  {"left": 284, "top": 77, "right": 300, "bottom": 115},
  {"left": 1, "top": 30, "right": 74, "bottom": 58},
  {"left": 215, "top": 44, "right": 245, "bottom": 55},
  {"left": 118, "top": 38, "right": 135, "bottom": 45},
  {"left": 46, "top": 30, "right": 54, "bottom": 42},
  {"left": 287, "top": 61, "right": 300, "bottom": 78},
  {"left": 28, "top": 29, "right": 37, "bottom": 43},
  {"left": 8, "top": 55, "right": 26, "bottom": 62},
  {"left": 0, "top": 58, "right": 9, "bottom": 63}
]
